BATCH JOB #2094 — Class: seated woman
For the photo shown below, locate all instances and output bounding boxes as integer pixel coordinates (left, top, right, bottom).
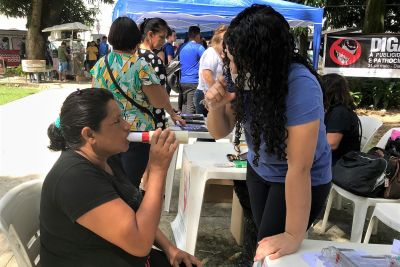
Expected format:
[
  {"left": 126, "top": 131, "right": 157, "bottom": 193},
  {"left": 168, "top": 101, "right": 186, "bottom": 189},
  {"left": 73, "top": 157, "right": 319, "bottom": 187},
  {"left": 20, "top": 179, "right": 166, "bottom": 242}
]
[
  {"left": 322, "top": 74, "right": 361, "bottom": 165},
  {"left": 40, "top": 88, "right": 202, "bottom": 267}
]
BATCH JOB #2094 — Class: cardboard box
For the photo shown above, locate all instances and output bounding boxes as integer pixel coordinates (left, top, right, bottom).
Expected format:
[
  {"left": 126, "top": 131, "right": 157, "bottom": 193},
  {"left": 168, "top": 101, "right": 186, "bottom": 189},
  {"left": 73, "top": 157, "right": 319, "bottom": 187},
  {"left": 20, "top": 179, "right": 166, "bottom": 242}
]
[
  {"left": 230, "top": 190, "right": 244, "bottom": 245},
  {"left": 203, "top": 179, "right": 233, "bottom": 203}
]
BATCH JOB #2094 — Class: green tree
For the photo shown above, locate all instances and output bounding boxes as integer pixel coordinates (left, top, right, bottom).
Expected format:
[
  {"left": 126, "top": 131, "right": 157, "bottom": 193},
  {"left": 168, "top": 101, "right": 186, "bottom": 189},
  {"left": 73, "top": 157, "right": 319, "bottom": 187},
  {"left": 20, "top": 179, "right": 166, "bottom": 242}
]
[
  {"left": 324, "top": 0, "right": 399, "bottom": 33},
  {"left": 0, "top": 0, "right": 113, "bottom": 59},
  {"left": 363, "top": 0, "right": 385, "bottom": 34},
  {"left": 291, "top": 0, "right": 400, "bottom": 33}
]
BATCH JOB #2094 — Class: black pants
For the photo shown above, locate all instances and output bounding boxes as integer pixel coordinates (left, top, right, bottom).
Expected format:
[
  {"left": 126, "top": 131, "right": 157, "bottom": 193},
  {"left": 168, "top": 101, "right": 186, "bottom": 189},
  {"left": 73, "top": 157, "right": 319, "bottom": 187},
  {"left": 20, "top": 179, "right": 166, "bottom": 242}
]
[
  {"left": 180, "top": 83, "right": 197, "bottom": 114},
  {"left": 233, "top": 180, "right": 258, "bottom": 266},
  {"left": 147, "top": 249, "right": 170, "bottom": 266},
  {"left": 120, "top": 142, "right": 150, "bottom": 188},
  {"left": 194, "top": 89, "right": 208, "bottom": 117},
  {"left": 246, "top": 162, "right": 331, "bottom": 240}
]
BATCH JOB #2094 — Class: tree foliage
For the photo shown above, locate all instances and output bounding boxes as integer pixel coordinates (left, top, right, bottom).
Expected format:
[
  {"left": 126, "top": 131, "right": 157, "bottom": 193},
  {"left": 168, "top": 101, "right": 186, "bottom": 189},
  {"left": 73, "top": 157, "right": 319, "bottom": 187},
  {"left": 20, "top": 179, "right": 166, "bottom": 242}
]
[
  {"left": 0, "top": 0, "right": 113, "bottom": 27},
  {"left": 289, "top": 0, "right": 400, "bottom": 32},
  {"left": 0, "top": 0, "right": 113, "bottom": 59},
  {"left": 61, "top": 0, "right": 99, "bottom": 26},
  {"left": 0, "top": 0, "right": 30, "bottom": 18}
]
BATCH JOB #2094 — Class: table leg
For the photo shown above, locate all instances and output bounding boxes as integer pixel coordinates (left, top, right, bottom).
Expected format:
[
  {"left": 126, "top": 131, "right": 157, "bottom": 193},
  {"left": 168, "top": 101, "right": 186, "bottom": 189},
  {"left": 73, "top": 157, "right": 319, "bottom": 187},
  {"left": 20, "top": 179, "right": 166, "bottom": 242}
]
[{"left": 164, "top": 148, "right": 179, "bottom": 212}]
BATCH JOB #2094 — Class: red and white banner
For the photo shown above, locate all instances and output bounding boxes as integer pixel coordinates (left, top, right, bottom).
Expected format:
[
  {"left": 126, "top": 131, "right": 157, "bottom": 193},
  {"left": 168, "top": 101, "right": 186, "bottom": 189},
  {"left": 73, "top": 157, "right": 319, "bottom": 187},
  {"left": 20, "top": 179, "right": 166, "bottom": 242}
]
[
  {"left": 323, "top": 33, "right": 400, "bottom": 78},
  {"left": 0, "top": 50, "right": 20, "bottom": 67}
]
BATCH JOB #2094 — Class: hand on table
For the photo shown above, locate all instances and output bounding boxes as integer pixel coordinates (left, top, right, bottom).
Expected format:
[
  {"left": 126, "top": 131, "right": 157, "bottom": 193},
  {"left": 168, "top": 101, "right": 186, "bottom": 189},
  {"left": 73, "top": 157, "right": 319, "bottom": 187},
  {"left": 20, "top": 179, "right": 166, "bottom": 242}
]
[
  {"left": 171, "top": 113, "right": 186, "bottom": 126},
  {"left": 254, "top": 232, "right": 302, "bottom": 262},
  {"left": 166, "top": 246, "right": 203, "bottom": 267}
]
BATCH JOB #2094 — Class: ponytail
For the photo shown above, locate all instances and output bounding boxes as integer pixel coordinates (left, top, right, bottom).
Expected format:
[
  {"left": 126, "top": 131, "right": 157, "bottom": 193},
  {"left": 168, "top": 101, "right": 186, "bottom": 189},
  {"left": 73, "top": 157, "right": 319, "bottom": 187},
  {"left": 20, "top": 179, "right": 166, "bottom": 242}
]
[{"left": 47, "top": 123, "right": 67, "bottom": 151}]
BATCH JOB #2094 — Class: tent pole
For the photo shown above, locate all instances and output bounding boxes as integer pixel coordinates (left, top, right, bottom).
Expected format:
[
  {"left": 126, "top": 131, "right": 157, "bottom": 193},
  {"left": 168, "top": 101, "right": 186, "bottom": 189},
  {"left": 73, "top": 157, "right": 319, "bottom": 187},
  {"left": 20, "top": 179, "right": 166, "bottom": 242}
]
[{"left": 71, "top": 30, "right": 74, "bottom": 76}]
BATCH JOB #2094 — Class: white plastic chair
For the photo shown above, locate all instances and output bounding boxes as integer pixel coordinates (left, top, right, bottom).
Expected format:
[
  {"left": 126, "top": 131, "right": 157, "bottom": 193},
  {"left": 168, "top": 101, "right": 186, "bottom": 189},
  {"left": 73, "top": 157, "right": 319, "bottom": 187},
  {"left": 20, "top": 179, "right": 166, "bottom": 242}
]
[
  {"left": 321, "top": 127, "right": 400, "bottom": 243},
  {"left": 320, "top": 184, "right": 399, "bottom": 242},
  {"left": 363, "top": 203, "right": 400, "bottom": 243},
  {"left": 0, "top": 179, "right": 43, "bottom": 267},
  {"left": 358, "top": 115, "right": 383, "bottom": 152},
  {"left": 376, "top": 127, "right": 400, "bottom": 149}
]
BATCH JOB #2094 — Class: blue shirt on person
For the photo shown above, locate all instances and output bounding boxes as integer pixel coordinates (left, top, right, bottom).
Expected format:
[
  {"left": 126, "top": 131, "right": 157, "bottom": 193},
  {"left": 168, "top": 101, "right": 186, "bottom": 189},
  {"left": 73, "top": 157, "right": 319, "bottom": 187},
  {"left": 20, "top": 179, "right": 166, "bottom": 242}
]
[
  {"left": 179, "top": 41, "right": 205, "bottom": 84},
  {"left": 163, "top": 43, "right": 174, "bottom": 65},
  {"left": 99, "top": 42, "right": 109, "bottom": 58},
  {"left": 244, "top": 63, "right": 332, "bottom": 186}
]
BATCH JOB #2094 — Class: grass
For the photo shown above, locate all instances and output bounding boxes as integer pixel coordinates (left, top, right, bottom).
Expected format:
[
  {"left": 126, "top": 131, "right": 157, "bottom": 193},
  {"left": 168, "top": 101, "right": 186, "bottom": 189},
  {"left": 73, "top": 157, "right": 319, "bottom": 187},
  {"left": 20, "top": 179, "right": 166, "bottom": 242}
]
[{"left": 0, "top": 85, "right": 41, "bottom": 105}]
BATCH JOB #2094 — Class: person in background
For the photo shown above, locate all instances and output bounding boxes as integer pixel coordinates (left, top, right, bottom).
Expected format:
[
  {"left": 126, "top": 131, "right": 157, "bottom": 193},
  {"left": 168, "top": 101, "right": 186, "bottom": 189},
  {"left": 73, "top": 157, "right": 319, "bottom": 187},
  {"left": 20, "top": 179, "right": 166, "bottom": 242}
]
[
  {"left": 205, "top": 5, "right": 331, "bottom": 262},
  {"left": 91, "top": 17, "right": 183, "bottom": 188},
  {"left": 19, "top": 37, "right": 26, "bottom": 60},
  {"left": 322, "top": 73, "right": 360, "bottom": 165},
  {"left": 161, "top": 27, "right": 177, "bottom": 95},
  {"left": 201, "top": 38, "right": 208, "bottom": 50},
  {"left": 98, "top": 36, "right": 110, "bottom": 58},
  {"left": 41, "top": 88, "right": 202, "bottom": 267},
  {"left": 57, "top": 41, "right": 68, "bottom": 82},
  {"left": 86, "top": 41, "right": 99, "bottom": 72},
  {"left": 44, "top": 41, "right": 54, "bottom": 80},
  {"left": 195, "top": 25, "right": 226, "bottom": 117},
  {"left": 139, "top": 18, "right": 185, "bottom": 115},
  {"left": 179, "top": 26, "right": 205, "bottom": 114},
  {"left": 163, "top": 27, "right": 177, "bottom": 65},
  {"left": 0, "top": 37, "right": 9, "bottom": 50}
]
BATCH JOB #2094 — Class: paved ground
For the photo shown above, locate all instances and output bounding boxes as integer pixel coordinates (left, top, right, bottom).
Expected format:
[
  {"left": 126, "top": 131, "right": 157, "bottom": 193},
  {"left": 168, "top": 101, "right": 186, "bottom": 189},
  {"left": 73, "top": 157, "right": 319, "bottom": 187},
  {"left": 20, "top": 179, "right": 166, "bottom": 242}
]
[{"left": 0, "top": 80, "right": 399, "bottom": 266}]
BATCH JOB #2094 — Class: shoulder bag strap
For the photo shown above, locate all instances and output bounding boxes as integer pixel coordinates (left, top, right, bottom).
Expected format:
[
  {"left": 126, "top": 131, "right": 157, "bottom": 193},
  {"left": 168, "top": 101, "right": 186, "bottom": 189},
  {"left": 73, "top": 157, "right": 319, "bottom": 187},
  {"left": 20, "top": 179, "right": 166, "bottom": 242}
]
[
  {"left": 104, "top": 54, "right": 157, "bottom": 126},
  {"left": 357, "top": 116, "right": 363, "bottom": 147}
]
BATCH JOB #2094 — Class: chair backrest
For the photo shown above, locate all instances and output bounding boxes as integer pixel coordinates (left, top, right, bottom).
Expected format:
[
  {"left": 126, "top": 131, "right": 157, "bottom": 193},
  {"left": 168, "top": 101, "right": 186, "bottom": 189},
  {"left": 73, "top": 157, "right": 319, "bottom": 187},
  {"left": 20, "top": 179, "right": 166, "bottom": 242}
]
[
  {"left": 358, "top": 115, "right": 383, "bottom": 152},
  {"left": 0, "top": 179, "right": 43, "bottom": 267},
  {"left": 376, "top": 127, "right": 400, "bottom": 149}
]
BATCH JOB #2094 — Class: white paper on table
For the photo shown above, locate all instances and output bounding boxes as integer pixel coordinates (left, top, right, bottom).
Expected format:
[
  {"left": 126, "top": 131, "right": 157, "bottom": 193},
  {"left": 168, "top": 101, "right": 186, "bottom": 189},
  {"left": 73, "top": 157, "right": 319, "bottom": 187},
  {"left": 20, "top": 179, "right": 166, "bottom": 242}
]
[
  {"left": 302, "top": 252, "right": 321, "bottom": 267},
  {"left": 392, "top": 239, "right": 400, "bottom": 255}
]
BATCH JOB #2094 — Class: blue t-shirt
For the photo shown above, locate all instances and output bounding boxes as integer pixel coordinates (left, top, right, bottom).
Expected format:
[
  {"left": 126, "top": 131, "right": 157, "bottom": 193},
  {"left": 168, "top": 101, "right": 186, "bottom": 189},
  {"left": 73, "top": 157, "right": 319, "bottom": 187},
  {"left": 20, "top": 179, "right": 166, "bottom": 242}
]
[
  {"left": 99, "top": 42, "right": 109, "bottom": 58},
  {"left": 244, "top": 63, "right": 332, "bottom": 186},
  {"left": 179, "top": 41, "right": 205, "bottom": 84},
  {"left": 163, "top": 43, "right": 174, "bottom": 65}
]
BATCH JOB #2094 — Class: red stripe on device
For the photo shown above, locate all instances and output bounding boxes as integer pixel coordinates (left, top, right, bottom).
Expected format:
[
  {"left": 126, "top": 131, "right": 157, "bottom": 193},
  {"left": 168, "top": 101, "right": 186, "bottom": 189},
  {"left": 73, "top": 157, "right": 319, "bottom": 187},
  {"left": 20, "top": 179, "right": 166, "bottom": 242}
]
[{"left": 142, "top": 132, "right": 150, "bottom": 143}]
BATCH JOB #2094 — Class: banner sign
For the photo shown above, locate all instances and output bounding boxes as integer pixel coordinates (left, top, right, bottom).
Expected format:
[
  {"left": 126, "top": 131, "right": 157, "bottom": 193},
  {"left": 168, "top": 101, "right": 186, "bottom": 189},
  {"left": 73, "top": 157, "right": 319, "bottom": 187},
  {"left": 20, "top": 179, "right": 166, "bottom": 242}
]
[
  {"left": 0, "top": 50, "right": 20, "bottom": 67},
  {"left": 323, "top": 33, "right": 400, "bottom": 78}
]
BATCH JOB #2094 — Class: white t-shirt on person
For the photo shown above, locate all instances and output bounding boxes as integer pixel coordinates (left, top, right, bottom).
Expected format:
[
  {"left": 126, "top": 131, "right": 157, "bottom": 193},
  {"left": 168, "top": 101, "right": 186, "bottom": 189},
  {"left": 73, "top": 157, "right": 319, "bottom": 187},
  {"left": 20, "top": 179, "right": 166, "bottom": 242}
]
[{"left": 197, "top": 47, "right": 223, "bottom": 92}]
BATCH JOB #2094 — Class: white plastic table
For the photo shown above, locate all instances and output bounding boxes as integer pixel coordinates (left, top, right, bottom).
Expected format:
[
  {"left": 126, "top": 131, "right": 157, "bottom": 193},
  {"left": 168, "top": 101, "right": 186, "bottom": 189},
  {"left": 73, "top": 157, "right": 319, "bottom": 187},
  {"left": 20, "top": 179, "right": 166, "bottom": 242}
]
[
  {"left": 164, "top": 127, "right": 232, "bottom": 212},
  {"left": 263, "top": 239, "right": 393, "bottom": 266},
  {"left": 171, "top": 142, "right": 246, "bottom": 254}
]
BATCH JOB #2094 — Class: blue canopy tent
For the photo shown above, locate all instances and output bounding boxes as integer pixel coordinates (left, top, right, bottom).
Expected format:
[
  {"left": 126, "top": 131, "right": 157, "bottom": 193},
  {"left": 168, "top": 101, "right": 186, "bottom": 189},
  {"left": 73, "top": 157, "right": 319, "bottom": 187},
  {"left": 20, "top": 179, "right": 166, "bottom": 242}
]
[{"left": 112, "top": 0, "right": 323, "bottom": 69}]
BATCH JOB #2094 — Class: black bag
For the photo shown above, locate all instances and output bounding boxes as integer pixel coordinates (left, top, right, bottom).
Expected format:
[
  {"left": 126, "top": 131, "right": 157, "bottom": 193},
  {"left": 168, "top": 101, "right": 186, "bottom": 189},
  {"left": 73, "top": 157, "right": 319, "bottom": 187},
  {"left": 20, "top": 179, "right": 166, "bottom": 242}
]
[
  {"left": 385, "top": 136, "right": 400, "bottom": 157},
  {"left": 165, "top": 42, "right": 188, "bottom": 93},
  {"left": 369, "top": 135, "right": 400, "bottom": 199},
  {"left": 165, "top": 56, "right": 181, "bottom": 93},
  {"left": 332, "top": 151, "right": 387, "bottom": 197}
]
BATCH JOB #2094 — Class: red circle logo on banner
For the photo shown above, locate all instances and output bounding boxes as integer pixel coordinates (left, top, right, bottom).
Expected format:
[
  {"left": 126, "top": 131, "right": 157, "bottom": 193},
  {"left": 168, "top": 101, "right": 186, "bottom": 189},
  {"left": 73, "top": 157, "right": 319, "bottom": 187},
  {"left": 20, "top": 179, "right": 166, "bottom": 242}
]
[{"left": 329, "top": 38, "right": 362, "bottom": 66}]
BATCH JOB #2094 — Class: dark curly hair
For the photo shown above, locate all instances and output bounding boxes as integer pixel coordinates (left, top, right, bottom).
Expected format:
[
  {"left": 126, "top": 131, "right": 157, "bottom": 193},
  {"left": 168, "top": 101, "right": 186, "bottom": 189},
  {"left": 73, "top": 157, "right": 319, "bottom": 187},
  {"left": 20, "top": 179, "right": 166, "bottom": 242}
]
[{"left": 224, "top": 4, "right": 321, "bottom": 164}]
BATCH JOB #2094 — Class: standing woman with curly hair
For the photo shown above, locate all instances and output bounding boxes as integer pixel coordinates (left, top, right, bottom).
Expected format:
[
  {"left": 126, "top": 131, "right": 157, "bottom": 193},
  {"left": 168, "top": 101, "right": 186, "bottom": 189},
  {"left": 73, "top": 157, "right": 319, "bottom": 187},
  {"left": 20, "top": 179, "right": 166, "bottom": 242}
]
[{"left": 205, "top": 5, "right": 332, "bottom": 262}]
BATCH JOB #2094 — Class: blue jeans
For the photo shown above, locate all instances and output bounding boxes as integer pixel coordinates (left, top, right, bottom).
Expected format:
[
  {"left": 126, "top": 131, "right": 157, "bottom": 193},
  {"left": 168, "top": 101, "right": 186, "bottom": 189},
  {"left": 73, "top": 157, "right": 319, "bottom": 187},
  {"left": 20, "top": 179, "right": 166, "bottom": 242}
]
[{"left": 194, "top": 89, "right": 208, "bottom": 117}]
